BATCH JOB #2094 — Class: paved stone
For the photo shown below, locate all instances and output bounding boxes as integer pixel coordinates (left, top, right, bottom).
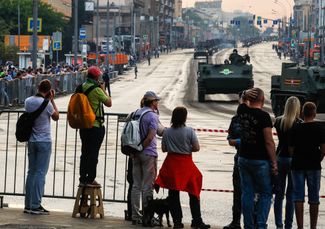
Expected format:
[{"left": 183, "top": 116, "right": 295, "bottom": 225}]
[{"left": 0, "top": 208, "right": 222, "bottom": 229}]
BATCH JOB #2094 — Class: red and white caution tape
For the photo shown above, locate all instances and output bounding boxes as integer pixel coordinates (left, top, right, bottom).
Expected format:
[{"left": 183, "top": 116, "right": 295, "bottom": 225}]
[
  {"left": 194, "top": 128, "right": 278, "bottom": 136},
  {"left": 201, "top": 188, "right": 325, "bottom": 198}
]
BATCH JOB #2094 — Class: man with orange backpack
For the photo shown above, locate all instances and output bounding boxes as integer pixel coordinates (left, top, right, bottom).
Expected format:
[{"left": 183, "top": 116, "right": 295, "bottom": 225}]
[{"left": 78, "top": 66, "right": 112, "bottom": 187}]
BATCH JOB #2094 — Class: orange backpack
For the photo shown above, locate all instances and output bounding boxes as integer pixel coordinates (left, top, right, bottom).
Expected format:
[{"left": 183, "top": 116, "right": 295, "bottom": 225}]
[{"left": 67, "top": 84, "right": 98, "bottom": 129}]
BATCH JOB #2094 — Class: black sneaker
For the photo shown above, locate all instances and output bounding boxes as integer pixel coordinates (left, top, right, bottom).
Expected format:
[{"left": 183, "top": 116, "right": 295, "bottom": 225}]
[
  {"left": 191, "top": 222, "right": 211, "bottom": 229},
  {"left": 223, "top": 222, "right": 241, "bottom": 229},
  {"left": 23, "top": 207, "right": 31, "bottom": 214},
  {"left": 30, "top": 205, "right": 50, "bottom": 215},
  {"left": 173, "top": 222, "right": 184, "bottom": 228}
]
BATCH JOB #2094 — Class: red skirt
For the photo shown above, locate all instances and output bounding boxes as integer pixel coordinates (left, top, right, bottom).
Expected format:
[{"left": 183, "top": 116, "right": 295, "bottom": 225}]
[{"left": 155, "top": 153, "right": 202, "bottom": 199}]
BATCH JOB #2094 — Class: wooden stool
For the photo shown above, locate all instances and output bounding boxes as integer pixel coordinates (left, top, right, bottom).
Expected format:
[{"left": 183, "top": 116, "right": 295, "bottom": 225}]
[{"left": 72, "top": 185, "right": 104, "bottom": 219}]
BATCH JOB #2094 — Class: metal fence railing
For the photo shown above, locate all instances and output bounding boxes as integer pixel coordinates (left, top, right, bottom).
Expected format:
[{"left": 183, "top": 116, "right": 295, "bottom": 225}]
[
  {"left": 0, "top": 110, "right": 129, "bottom": 203},
  {"left": 0, "top": 71, "right": 119, "bottom": 107}
]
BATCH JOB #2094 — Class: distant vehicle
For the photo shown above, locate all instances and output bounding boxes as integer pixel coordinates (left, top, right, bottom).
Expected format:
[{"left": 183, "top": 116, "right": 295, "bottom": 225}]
[
  {"left": 194, "top": 47, "right": 208, "bottom": 59},
  {"left": 271, "top": 62, "right": 325, "bottom": 117},
  {"left": 197, "top": 53, "right": 254, "bottom": 102}
]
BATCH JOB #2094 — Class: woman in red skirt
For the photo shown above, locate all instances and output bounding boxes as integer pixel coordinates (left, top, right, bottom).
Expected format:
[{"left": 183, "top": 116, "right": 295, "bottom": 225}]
[{"left": 155, "top": 106, "right": 210, "bottom": 229}]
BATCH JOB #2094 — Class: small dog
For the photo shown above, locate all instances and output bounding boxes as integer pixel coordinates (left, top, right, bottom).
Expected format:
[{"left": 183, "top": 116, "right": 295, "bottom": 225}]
[{"left": 143, "top": 196, "right": 171, "bottom": 227}]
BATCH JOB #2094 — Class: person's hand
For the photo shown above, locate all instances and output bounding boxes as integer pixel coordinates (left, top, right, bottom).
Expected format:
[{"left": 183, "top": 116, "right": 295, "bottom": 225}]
[
  {"left": 100, "top": 81, "right": 105, "bottom": 90},
  {"left": 49, "top": 89, "right": 55, "bottom": 100},
  {"left": 271, "top": 161, "right": 278, "bottom": 176},
  {"left": 242, "top": 88, "right": 258, "bottom": 101}
]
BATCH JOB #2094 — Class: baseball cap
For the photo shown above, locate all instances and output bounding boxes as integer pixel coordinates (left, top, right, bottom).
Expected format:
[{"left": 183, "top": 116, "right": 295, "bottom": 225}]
[
  {"left": 143, "top": 91, "right": 160, "bottom": 101},
  {"left": 88, "top": 66, "right": 102, "bottom": 78}
]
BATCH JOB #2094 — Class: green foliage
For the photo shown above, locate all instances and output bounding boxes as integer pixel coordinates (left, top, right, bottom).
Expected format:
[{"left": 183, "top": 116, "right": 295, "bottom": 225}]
[
  {"left": 0, "top": 0, "right": 68, "bottom": 36},
  {"left": 0, "top": 43, "right": 19, "bottom": 64}
]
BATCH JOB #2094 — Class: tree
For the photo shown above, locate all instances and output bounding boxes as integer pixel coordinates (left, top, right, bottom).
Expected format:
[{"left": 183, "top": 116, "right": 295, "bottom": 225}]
[
  {"left": 0, "top": 43, "right": 19, "bottom": 65},
  {"left": 0, "top": 0, "right": 68, "bottom": 36}
]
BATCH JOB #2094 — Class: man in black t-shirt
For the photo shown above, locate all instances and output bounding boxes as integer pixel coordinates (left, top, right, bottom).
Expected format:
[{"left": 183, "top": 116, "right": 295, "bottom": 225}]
[
  {"left": 237, "top": 88, "right": 277, "bottom": 229},
  {"left": 289, "top": 102, "right": 325, "bottom": 229}
]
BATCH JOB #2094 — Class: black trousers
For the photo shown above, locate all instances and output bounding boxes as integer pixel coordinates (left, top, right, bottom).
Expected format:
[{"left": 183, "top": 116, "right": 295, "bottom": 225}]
[
  {"left": 127, "top": 157, "right": 133, "bottom": 218},
  {"left": 232, "top": 156, "right": 242, "bottom": 224},
  {"left": 79, "top": 126, "right": 105, "bottom": 183},
  {"left": 168, "top": 189, "right": 202, "bottom": 225}
]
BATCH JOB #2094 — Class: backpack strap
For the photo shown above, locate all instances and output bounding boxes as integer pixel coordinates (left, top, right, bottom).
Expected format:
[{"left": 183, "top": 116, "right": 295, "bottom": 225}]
[
  {"left": 137, "top": 110, "right": 154, "bottom": 146},
  {"left": 83, "top": 85, "right": 98, "bottom": 96},
  {"left": 31, "top": 99, "right": 50, "bottom": 119},
  {"left": 82, "top": 84, "right": 105, "bottom": 125}
]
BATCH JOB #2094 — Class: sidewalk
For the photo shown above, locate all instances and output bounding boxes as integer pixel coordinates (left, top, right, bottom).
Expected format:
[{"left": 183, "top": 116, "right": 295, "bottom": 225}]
[{"left": 0, "top": 207, "right": 221, "bottom": 229}]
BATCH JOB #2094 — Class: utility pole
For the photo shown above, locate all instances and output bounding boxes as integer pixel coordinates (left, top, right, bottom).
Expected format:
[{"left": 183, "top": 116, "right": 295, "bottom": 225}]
[
  {"left": 105, "top": 0, "right": 110, "bottom": 68},
  {"left": 132, "top": 2, "right": 136, "bottom": 55},
  {"left": 74, "top": 0, "right": 78, "bottom": 66},
  {"left": 32, "top": 0, "right": 38, "bottom": 70},
  {"left": 18, "top": 0, "right": 21, "bottom": 53},
  {"left": 320, "top": 0, "right": 325, "bottom": 65},
  {"left": 96, "top": 0, "right": 99, "bottom": 65}
]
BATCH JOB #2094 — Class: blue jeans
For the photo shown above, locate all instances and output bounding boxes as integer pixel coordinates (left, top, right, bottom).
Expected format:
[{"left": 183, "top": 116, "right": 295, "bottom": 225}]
[
  {"left": 238, "top": 157, "right": 272, "bottom": 229},
  {"left": 274, "top": 157, "right": 294, "bottom": 229},
  {"left": 292, "top": 170, "right": 321, "bottom": 204},
  {"left": 25, "top": 142, "right": 52, "bottom": 209}
]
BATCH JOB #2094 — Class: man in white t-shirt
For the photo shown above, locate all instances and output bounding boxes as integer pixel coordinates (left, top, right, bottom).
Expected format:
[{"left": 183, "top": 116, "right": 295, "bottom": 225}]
[{"left": 24, "top": 79, "right": 59, "bottom": 215}]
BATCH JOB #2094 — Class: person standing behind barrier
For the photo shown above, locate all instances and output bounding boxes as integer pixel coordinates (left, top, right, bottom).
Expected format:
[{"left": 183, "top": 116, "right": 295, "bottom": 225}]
[
  {"left": 131, "top": 91, "right": 160, "bottom": 226},
  {"left": 273, "top": 96, "right": 302, "bottom": 229},
  {"left": 224, "top": 92, "right": 247, "bottom": 229},
  {"left": 24, "top": 79, "right": 59, "bottom": 215},
  {"left": 155, "top": 106, "right": 210, "bottom": 229},
  {"left": 24, "top": 69, "right": 34, "bottom": 98},
  {"left": 79, "top": 66, "right": 112, "bottom": 187},
  {"left": 237, "top": 88, "right": 278, "bottom": 229},
  {"left": 289, "top": 102, "right": 325, "bottom": 229}
]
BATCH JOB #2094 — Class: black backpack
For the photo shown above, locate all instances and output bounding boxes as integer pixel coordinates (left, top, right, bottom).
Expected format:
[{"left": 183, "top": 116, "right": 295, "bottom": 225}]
[{"left": 15, "top": 99, "right": 49, "bottom": 142}]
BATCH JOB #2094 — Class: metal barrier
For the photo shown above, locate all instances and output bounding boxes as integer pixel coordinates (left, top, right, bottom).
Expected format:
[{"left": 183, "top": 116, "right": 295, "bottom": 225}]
[
  {"left": 0, "top": 110, "right": 129, "bottom": 203},
  {"left": 0, "top": 71, "right": 88, "bottom": 107}
]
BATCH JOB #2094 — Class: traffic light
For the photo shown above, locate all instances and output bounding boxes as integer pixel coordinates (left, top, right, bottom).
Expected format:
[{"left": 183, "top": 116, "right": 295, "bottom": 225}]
[{"left": 291, "top": 39, "right": 295, "bottom": 47}]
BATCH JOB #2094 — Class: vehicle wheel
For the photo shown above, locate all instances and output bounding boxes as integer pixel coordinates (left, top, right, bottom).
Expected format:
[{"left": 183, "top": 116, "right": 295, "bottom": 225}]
[{"left": 198, "top": 90, "right": 205, "bottom": 102}]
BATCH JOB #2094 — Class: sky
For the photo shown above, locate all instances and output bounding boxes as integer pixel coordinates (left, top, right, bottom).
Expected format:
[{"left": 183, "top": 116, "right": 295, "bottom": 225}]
[{"left": 183, "top": 0, "right": 295, "bottom": 19}]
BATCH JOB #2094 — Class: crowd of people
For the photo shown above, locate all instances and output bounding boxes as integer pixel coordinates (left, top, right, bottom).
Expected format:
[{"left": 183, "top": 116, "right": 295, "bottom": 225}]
[{"left": 224, "top": 88, "right": 325, "bottom": 229}]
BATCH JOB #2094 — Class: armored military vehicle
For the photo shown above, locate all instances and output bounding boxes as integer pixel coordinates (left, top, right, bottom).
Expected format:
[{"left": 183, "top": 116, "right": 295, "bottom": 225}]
[
  {"left": 271, "top": 62, "right": 325, "bottom": 117},
  {"left": 194, "top": 47, "right": 208, "bottom": 59},
  {"left": 197, "top": 54, "right": 254, "bottom": 102}
]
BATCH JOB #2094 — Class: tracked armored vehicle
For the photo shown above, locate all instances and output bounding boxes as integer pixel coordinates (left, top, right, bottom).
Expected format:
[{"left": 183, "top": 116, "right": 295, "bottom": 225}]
[
  {"left": 194, "top": 47, "right": 208, "bottom": 59},
  {"left": 197, "top": 54, "right": 254, "bottom": 102},
  {"left": 271, "top": 63, "right": 325, "bottom": 117}
]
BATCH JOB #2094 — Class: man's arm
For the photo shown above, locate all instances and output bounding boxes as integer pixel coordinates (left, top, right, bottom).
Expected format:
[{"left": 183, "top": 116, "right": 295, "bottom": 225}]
[
  {"left": 320, "top": 143, "right": 325, "bottom": 161},
  {"left": 263, "top": 127, "right": 277, "bottom": 175},
  {"left": 99, "top": 83, "right": 112, "bottom": 107},
  {"left": 142, "top": 129, "right": 156, "bottom": 148},
  {"left": 49, "top": 89, "right": 59, "bottom": 121}
]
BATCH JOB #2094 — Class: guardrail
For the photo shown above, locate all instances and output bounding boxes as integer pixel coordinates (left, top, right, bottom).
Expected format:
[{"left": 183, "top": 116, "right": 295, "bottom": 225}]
[
  {"left": 0, "top": 70, "right": 119, "bottom": 107},
  {"left": 0, "top": 110, "right": 129, "bottom": 203}
]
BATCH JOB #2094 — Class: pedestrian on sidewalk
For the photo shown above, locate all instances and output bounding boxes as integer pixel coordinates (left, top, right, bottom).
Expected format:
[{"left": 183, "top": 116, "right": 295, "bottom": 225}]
[
  {"left": 155, "top": 106, "right": 210, "bottom": 229},
  {"left": 273, "top": 96, "right": 302, "bottom": 229},
  {"left": 78, "top": 66, "right": 112, "bottom": 187},
  {"left": 289, "top": 102, "right": 325, "bottom": 229},
  {"left": 134, "top": 65, "right": 138, "bottom": 79},
  {"left": 24, "top": 79, "right": 59, "bottom": 215},
  {"left": 147, "top": 52, "right": 151, "bottom": 66},
  {"left": 102, "top": 68, "right": 111, "bottom": 97}
]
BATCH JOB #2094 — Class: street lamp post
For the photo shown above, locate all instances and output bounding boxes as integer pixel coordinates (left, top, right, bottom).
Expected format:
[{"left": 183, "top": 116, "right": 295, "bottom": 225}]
[
  {"left": 96, "top": 0, "right": 99, "bottom": 65},
  {"left": 105, "top": 0, "right": 110, "bottom": 68},
  {"left": 73, "top": 0, "right": 78, "bottom": 66},
  {"left": 32, "top": 0, "right": 38, "bottom": 70}
]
